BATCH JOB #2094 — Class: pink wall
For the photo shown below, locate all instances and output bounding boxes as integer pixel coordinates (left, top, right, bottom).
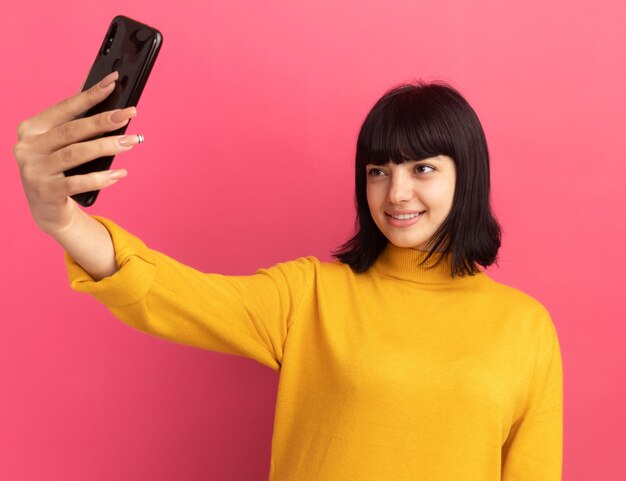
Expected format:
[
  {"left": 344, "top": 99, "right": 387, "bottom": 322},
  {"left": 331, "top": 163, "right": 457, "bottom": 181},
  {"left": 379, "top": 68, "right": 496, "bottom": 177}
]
[{"left": 1, "top": 0, "right": 624, "bottom": 479}]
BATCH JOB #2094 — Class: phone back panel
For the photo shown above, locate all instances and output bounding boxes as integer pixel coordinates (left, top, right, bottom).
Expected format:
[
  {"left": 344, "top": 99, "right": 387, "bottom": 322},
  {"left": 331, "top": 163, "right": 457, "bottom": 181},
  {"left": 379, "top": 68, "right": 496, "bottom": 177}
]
[{"left": 65, "top": 15, "right": 162, "bottom": 207}]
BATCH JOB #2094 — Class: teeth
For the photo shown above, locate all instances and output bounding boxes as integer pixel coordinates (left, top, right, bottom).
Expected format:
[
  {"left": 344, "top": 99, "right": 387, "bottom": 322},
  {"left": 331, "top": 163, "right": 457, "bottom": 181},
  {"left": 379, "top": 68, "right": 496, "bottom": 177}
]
[{"left": 391, "top": 212, "right": 421, "bottom": 220}]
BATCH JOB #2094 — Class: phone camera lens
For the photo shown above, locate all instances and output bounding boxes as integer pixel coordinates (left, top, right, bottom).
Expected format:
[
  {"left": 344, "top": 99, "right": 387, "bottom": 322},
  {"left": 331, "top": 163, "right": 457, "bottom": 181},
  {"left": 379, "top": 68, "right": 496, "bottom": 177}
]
[{"left": 102, "top": 23, "right": 118, "bottom": 56}]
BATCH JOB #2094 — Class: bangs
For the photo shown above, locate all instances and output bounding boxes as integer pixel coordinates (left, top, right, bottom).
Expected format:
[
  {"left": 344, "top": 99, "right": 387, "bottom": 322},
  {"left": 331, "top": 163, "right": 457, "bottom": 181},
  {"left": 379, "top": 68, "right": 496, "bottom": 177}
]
[{"left": 356, "top": 84, "right": 456, "bottom": 167}]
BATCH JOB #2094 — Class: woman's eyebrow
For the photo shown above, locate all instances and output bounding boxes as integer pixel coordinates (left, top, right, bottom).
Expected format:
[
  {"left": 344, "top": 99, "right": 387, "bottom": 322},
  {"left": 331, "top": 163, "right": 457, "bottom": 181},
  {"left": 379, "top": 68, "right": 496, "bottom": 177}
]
[
  {"left": 365, "top": 157, "right": 441, "bottom": 166},
  {"left": 407, "top": 157, "right": 441, "bottom": 163}
]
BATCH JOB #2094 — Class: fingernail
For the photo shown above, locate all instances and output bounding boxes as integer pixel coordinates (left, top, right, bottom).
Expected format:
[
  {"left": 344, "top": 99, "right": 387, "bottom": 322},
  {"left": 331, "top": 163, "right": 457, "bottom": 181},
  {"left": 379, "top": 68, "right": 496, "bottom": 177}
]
[
  {"left": 109, "top": 169, "right": 127, "bottom": 180},
  {"left": 118, "top": 135, "right": 135, "bottom": 146},
  {"left": 118, "top": 134, "right": 144, "bottom": 146},
  {"left": 99, "top": 71, "right": 119, "bottom": 89},
  {"left": 110, "top": 107, "right": 137, "bottom": 124}
]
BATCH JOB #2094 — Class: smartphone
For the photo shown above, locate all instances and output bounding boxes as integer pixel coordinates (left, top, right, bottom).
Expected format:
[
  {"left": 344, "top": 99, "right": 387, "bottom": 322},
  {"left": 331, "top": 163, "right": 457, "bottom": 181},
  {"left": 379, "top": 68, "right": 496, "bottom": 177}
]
[{"left": 64, "top": 15, "right": 163, "bottom": 207}]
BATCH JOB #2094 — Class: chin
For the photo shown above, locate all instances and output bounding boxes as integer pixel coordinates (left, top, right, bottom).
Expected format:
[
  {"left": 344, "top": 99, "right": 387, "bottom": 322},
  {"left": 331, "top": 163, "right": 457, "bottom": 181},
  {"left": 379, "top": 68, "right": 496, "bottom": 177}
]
[{"left": 384, "top": 234, "right": 430, "bottom": 250}]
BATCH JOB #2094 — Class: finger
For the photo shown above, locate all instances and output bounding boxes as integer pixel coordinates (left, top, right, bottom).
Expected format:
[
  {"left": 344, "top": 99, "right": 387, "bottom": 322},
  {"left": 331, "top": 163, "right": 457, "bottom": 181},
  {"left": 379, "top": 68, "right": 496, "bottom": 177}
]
[
  {"left": 46, "top": 134, "right": 142, "bottom": 175},
  {"left": 54, "top": 167, "right": 129, "bottom": 198},
  {"left": 21, "top": 71, "right": 119, "bottom": 139},
  {"left": 34, "top": 106, "right": 137, "bottom": 154}
]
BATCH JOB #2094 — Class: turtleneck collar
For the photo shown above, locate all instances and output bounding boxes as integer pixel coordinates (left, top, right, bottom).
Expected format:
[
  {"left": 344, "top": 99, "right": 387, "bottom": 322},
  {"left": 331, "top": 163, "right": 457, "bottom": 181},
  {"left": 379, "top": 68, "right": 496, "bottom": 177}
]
[{"left": 372, "top": 242, "right": 486, "bottom": 286}]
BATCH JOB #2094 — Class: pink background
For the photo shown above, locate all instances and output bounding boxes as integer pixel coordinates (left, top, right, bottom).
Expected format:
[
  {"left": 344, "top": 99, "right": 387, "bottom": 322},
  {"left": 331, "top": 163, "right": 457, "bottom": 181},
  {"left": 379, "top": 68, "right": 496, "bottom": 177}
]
[{"left": 1, "top": 0, "right": 624, "bottom": 479}]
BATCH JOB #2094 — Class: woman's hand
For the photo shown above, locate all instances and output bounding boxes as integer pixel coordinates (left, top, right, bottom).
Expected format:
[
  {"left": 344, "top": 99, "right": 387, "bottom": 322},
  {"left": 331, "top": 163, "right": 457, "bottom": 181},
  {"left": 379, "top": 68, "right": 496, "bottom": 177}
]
[
  {"left": 13, "top": 71, "right": 144, "bottom": 280},
  {"left": 13, "top": 70, "right": 140, "bottom": 237}
]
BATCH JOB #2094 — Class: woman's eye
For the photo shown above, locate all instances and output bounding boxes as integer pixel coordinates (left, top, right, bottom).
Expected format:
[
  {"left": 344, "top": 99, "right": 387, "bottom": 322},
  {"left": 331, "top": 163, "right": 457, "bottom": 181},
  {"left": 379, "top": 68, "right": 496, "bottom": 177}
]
[
  {"left": 367, "top": 168, "right": 386, "bottom": 176},
  {"left": 415, "top": 165, "right": 435, "bottom": 174}
]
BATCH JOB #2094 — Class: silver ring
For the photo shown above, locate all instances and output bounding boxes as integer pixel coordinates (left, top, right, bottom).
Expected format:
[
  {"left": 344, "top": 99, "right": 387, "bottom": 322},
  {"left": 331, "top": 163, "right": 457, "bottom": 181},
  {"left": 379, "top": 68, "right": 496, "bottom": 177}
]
[{"left": 137, "top": 134, "right": 144, "bottom": 144}]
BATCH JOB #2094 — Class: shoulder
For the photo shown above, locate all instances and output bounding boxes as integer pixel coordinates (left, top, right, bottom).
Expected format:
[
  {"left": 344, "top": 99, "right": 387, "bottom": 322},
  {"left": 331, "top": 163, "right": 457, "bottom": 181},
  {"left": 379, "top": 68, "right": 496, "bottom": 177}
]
[
  {"left": 262, "top": 256, "right": 355, "bottom": 277},
  {"left": 480, "top": 274, "right": 550, "bottom": 315},
  {"left": 481, "top": 274, "right": 558, "bottom": 348},
  {"left": 257, "top": 255, "right": 322, "bottom": 277},
  {"left": 256, "top": 256, "right": 363, "bottom": 295}
]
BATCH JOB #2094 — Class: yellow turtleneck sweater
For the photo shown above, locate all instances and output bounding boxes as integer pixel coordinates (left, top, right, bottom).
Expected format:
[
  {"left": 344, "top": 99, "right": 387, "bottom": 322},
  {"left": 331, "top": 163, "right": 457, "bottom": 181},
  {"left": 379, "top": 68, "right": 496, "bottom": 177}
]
[{"left": 65, "top": 216, "right": 562, "bottom": 481}]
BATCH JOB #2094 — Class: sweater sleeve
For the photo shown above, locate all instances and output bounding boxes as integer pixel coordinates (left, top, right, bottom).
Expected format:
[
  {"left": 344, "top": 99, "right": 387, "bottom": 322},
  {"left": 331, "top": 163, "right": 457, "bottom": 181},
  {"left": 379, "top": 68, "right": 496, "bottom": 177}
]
[
  {"left": 64, "top": 216, "right": 315, "bottom": 372},
  {"left": 501, "top": 314, "right": 563, "bottom": 480}
]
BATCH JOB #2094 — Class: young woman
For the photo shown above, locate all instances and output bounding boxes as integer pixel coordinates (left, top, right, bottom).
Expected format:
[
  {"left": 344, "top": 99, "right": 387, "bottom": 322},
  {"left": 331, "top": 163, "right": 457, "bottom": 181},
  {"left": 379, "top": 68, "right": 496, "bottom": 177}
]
[{"left": 14, "top": 71, "right": 563, "bottom": 480}]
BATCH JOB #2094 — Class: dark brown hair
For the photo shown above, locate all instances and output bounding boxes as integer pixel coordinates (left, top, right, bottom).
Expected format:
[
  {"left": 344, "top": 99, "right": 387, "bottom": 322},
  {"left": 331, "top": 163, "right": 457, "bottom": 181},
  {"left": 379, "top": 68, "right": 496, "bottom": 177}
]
[{"left": 333, "top": 80, "right": 501, "bottom": 277}]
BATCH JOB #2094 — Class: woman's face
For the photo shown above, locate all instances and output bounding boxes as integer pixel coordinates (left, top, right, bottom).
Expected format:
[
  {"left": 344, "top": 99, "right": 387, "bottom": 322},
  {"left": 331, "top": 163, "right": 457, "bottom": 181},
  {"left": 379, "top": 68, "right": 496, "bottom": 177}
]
[{"left": 365, "top": 155, "right": 456, "bottom": 250}]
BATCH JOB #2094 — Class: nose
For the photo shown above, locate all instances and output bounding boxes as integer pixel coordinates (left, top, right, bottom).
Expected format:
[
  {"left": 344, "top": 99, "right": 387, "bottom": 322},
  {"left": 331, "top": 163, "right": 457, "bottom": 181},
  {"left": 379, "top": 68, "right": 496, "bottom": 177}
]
[{"left": 386, "top": 171, "right": 414, "bottom": 204}]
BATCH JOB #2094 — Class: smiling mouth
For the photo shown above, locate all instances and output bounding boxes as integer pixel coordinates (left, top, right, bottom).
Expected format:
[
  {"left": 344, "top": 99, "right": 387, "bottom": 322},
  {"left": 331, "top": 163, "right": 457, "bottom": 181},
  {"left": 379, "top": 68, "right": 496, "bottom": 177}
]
[{"left": 385, "top": 211, "right": 425, "bottom": 220}]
